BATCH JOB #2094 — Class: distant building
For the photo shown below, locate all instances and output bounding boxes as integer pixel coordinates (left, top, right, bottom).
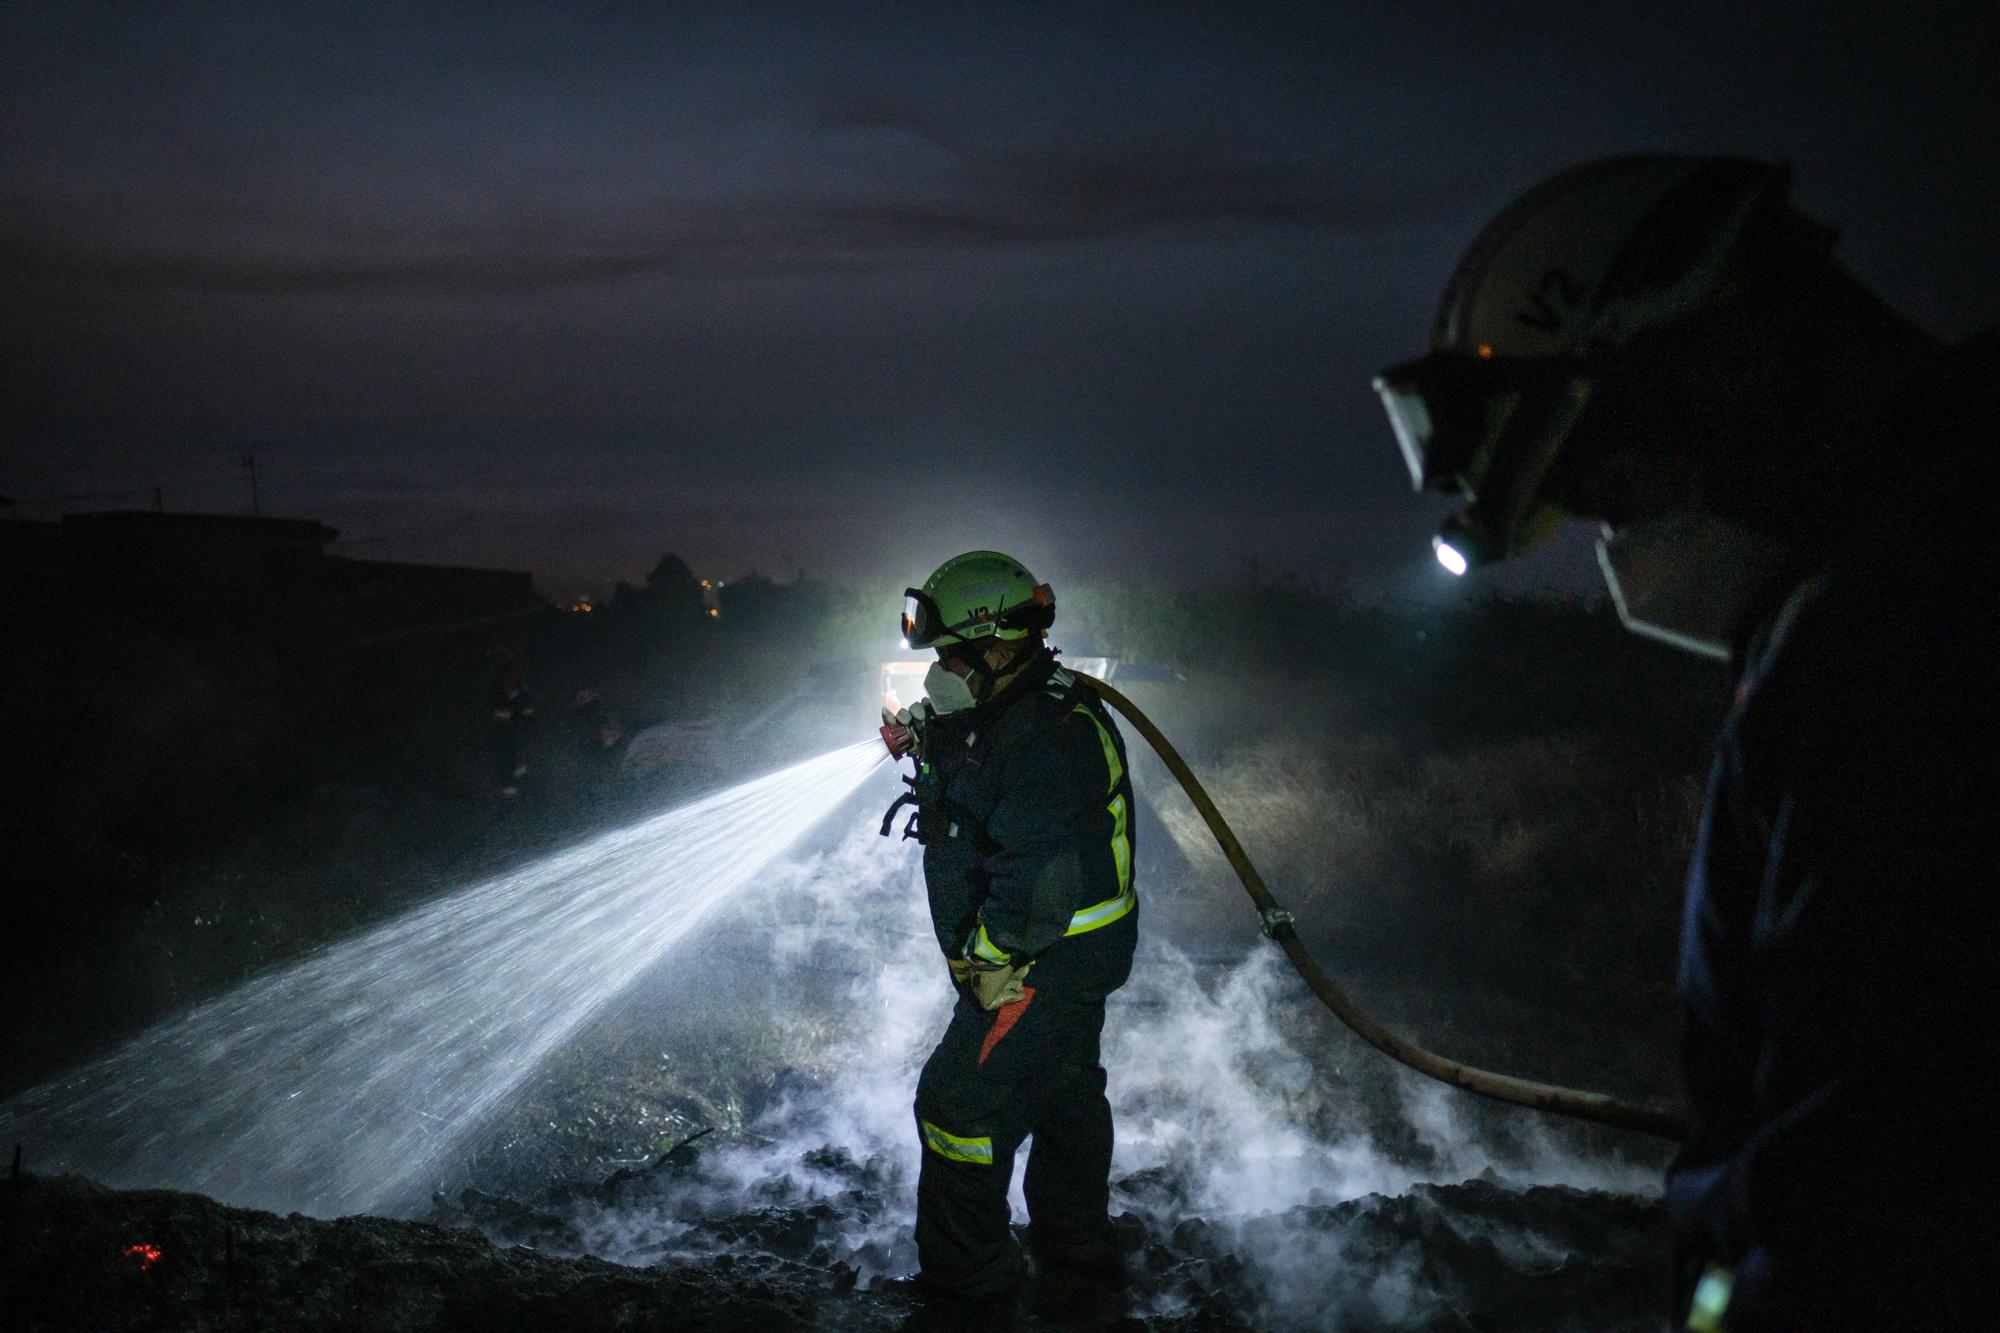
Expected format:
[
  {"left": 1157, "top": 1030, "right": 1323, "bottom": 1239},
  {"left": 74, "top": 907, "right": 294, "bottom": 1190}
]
[
  {"left": 0, "top": 508, "right": 551, "bottom": 825},
  {"left": 1, "top": 509, "right": 543, "bottom": 639}
]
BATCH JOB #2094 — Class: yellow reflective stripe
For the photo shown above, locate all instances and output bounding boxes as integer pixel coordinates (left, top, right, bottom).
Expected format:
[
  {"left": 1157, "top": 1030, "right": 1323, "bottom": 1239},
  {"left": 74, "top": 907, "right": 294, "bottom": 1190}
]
[
  {"left": 1074, "top": 705, "right": 1133, "bottom": 896},
  {"left": 920, "top": 1120, "right": 993, "bottom": 1165},
  {"left": 970, "top": 922, "right": 1010, "bottom": 964},
  {"left": 1107, "top": 791, "right": 1131, "bottom": 892},
  {"left": 1076, "top": 704, "right": 1124, "bottom": 791},
  {"left": 1685, "top": 1265, "right": 1732, "bottom": 1333},
  {"left": 1064, "top": 885, "right": 1136, "bottom": 936}
]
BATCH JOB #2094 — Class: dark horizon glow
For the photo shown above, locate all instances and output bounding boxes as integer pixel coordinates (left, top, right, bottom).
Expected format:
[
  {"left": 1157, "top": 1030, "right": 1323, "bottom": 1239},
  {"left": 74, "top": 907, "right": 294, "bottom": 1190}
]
[{"left": 5, "top": 3, "right": 1995, "bottom": 598}]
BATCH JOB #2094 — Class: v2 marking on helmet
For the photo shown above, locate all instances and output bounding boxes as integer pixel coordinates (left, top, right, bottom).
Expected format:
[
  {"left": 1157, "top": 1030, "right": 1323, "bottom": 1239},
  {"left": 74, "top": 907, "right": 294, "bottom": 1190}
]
[{"left": 1513, "top": 266, "right": 1590, "bottom": 334}]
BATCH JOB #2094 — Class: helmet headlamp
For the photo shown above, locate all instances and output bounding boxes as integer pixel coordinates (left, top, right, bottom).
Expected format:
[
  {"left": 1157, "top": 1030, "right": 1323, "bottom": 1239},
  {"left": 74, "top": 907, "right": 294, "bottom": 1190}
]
[
  {"left": 1375, "top": 351, "right": 1597, "bottom": 571},
  {"left": 1431, "top": 510, "right": 1507, "bottom": 577}
]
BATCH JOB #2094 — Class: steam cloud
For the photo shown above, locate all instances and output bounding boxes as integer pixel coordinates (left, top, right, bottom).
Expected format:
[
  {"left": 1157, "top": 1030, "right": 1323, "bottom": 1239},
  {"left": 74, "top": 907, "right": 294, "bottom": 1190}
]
[
  {"left": 2, "top": 750, "right": 1664, "bottom": 1327},
  {"left": 549, "top": 809, "right": 1664, "bottom": 1327}
]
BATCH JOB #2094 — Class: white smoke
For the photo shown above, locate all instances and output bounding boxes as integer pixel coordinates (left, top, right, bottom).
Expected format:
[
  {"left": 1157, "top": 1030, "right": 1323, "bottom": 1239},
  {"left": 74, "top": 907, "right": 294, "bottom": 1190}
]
[
  {"left": 4, "top": 736, "right": 1665, "bottom": 1327},
  {"left": 557, "top": 805, "right": 1664, "bottom": 1329}
]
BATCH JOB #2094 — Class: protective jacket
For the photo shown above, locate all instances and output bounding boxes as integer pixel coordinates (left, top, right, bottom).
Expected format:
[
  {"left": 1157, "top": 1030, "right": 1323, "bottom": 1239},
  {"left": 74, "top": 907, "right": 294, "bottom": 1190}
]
[
  {"left": 1669, "top": 334, "right": 1998, "bottom": 1328},
  {"left": 913, "top": 655, "right": 1137, "bottom": 991},
  {"left": 906, "top": 652, "right": 1139, "bottom": 1298}
]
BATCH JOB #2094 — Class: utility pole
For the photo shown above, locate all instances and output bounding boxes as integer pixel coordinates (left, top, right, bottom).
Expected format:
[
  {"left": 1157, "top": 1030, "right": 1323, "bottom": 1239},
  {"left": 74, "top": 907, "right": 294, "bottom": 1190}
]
[{"left": 241, "top": 452, "right": 261, "bottom": 515}]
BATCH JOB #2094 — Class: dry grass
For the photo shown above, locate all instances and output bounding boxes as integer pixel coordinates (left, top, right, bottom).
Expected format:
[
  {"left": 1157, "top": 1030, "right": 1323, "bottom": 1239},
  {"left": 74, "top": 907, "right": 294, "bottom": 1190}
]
[{"left": 1128, "top": 663, "right": 1710, "bottom": 1105}]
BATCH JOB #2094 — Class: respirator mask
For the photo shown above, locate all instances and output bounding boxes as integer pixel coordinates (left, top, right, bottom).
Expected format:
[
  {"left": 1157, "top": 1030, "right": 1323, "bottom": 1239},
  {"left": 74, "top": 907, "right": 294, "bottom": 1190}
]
[
  {"left": 878, "top": 656, "right": 982, "bottom": 762},
  {"left": 922, "top": 660, "right": 979, "bottom": 715}
]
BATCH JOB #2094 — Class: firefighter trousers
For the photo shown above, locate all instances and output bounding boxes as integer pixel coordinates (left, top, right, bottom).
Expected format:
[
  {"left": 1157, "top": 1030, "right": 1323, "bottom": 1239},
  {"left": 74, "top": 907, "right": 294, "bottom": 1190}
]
[{"left": 913, "top": 985, "right": 1118, "bottom": 1298}]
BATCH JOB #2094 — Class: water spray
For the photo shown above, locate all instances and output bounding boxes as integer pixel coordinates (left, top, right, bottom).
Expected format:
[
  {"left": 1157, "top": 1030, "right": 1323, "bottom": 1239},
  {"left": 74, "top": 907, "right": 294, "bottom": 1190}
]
[{"left": 0, "top": 741, "right": 886, "bottom": 1216}]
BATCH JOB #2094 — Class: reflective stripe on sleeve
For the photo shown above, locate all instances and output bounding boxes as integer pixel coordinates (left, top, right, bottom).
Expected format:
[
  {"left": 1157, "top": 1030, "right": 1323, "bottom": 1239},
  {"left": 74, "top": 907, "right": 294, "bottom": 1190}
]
[
  {"left": 969, "top": 922, "right": 1011, "bottom": 964},
  {"left": 920, "top": 1119, "right": 994, "bottom": 1165},
  {"left": 1065, "top": 884, "right": 1136, "bottom": 936},
  {"left": 1107, "top": 790, "right": 1131, "bottom": 892}
]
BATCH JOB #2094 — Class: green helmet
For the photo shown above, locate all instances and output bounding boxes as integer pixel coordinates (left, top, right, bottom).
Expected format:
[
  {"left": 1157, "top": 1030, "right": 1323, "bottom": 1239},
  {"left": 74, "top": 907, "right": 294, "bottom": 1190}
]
[{"left": 902, "top": 550, "right": 1055, "bottom": 649}]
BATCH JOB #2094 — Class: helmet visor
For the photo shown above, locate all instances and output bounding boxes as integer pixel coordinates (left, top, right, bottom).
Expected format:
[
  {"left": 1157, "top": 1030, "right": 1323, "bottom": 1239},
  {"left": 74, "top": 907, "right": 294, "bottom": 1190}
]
[
  {"left": 1375, "top": 351, "right": 1597, "bottom": 557},
  {"left": 995, "top": 582, "right": 1056, "bottom": 636},
  {"left": 1373, "top": 352, "right": 1568, "bottom": 495},
  {"left": 901, "top": 588, "right": 945, "bottom": 647},
  {"left": 1377, "top": 377, "right": 1439, "bottom": 491},
  {"left": 905, "top": 578, "right": 1055, "bottom": 647}
]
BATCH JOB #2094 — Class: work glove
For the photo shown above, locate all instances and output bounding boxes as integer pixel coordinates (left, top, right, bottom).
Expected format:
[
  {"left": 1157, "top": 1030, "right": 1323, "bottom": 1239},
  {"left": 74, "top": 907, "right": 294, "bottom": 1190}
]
[
  {"left": 965, "top": 957, "right": 1034, "bottom": 1012},
  {"left": 879, "top": 701, "right": 938, "bottom": 761},
  {"left": 881, "top": 701, "right": 936, "bottom": 731}
]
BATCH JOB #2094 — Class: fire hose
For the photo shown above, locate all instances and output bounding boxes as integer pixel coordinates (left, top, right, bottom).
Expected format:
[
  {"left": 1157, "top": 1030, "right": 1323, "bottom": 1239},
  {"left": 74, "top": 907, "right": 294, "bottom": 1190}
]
[{"left": 1074, "top": 671, "right": 1691, "bottom": 1142}]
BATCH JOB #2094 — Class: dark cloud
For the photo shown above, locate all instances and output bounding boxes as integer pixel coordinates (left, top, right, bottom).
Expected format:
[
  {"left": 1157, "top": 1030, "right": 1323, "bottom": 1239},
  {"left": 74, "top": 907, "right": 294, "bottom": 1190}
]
[
  {"left": 0, "top": 229, "right": 884, "bottom": 296},
  {"left": 816, "top": 85, "right": 1483, "bottom": 242},
  {"left": 3, "top": 76, "right": 1472, "bottom": 298},
  {"left": 4, "top": 2, "right": 1997, "bottom": 595}
]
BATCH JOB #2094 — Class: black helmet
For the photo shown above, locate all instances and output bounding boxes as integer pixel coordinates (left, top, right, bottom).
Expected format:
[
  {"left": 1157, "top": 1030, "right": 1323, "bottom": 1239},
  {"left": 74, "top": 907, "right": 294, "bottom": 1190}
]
[{"left": 1374, "top": 155, "right": 1793, "bottom": 574}]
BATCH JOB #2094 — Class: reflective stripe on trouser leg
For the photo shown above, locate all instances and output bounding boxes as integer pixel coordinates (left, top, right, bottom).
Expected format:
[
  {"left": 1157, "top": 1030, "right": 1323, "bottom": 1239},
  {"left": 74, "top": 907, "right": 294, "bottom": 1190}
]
[
  {"left": 913, "top": 985, "right": 1112, "bottom": 1295},
  {"left": 920, "top": 1119, "right": 992, "bottom": 1165},
  {"left": 914, "top": 1133, "right": 1023, "bottom": 1300},
  {"left": 914, "top": 998, "right": 1026, "bottom": 1299}
]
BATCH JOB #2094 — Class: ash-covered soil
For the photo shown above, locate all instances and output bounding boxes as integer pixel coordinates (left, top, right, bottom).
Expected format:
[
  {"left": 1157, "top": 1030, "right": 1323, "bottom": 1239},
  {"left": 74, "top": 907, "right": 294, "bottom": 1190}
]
[
  {"left": 3, "top": 1168, "right": 889, "bottom": 1331},
  {"left": 1, "top": 749, "right": 1690, "bottom": 1330},
  {"left": 3, "top": 1159, "right": 1668, "bottom": 1331}
]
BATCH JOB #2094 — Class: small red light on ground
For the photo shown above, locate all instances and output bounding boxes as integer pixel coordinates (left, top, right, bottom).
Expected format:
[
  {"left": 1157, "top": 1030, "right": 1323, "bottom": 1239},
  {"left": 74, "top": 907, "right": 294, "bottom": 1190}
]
[{"left": 124, "top": 1242, "right": 164, "bottom": 1271}]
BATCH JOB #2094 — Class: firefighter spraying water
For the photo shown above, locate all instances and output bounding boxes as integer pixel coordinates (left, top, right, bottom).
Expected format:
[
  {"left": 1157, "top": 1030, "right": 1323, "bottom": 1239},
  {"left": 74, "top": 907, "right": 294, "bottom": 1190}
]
[
  {"left": 878, "top": 552, "right": 1139, "bottom": 1301},
  {"left": 883, "top": 566, "right": 1683, "bottom": 1136},
  {"left": 875, "top": 551, "right": 1684, "bottom": 1306}
]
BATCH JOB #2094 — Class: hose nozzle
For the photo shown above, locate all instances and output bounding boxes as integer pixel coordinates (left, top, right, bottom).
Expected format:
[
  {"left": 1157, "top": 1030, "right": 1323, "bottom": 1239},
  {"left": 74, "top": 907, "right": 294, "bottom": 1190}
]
[{"left": 880, "top": 722, "right": 915, "bottom": 760}]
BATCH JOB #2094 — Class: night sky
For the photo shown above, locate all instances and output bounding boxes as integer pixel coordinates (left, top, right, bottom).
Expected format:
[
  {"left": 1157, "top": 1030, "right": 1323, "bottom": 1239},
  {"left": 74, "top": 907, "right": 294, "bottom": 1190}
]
[{"left": 5, "top": 3, "right": 1996, "bottom": 602}]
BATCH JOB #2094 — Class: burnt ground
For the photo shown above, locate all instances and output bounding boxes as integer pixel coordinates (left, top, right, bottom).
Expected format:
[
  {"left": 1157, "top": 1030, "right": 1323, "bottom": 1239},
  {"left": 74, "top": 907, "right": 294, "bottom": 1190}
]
[
  {"left": 3, "top": 1163, "right": 1669, "bottom": 1331},
  {"left": 1, "top": 846, "right": 1681, "bottom": 1331},
  {"left": 0, "top": 665, "right": 1703, "bottom": 1331}
]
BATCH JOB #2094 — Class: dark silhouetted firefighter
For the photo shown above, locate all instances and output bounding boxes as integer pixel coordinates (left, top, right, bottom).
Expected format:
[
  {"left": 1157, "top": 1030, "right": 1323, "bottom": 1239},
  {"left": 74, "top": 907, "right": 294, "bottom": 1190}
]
[
  {"left": 1376, "top": 156, "right": 1997, "bottom": 1329},
  {"left": 569, "top": 687, "right": 626, "bottom": 813}
]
